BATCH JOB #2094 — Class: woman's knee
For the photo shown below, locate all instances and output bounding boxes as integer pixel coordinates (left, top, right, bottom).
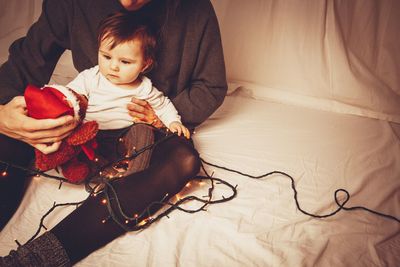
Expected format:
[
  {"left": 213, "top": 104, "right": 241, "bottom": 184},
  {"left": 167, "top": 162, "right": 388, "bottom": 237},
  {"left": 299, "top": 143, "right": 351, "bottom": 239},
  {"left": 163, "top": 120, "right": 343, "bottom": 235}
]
[
  {"left": 173, "top": 139, "right": 201, "bottom": 179},
  {"left": 150, "top": 135, "right": 201, "bottom": 184}
]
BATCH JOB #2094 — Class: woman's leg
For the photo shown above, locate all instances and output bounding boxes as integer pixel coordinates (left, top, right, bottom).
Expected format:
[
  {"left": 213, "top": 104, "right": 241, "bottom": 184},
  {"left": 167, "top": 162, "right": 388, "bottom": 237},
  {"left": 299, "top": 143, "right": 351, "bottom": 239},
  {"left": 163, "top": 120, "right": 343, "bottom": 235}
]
[
  {"left": 0, "top": 134, "right": 34, "bottom": 231},
  {"left": 51, "top": 128, "right": 200, "bottom": 264}
]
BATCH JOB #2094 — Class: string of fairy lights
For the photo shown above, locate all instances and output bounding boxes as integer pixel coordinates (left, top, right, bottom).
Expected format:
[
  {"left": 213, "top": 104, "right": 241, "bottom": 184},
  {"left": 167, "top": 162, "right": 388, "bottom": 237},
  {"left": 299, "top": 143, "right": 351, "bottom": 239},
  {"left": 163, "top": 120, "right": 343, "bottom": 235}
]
[{"left": 0, "top": 124, "right": 399, "bottom": 247}]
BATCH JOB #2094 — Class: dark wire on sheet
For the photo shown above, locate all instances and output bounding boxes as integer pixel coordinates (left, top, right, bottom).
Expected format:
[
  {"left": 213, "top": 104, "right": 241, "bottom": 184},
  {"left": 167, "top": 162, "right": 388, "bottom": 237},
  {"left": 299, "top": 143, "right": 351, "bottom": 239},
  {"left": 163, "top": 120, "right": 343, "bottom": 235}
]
[
  {"left": 0, "top": 124, "right": 399, "bottom": 247},
  {"left": 201, "top": 159, "right": 400, "bottom": 223}
]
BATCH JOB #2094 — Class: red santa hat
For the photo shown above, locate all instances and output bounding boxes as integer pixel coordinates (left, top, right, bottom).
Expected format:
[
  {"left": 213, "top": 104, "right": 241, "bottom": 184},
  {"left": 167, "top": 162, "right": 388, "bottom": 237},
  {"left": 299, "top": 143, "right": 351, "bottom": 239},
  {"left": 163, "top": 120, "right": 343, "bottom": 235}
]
[{"left": 24, "top": 84, "right": 81, "bottom": 121}]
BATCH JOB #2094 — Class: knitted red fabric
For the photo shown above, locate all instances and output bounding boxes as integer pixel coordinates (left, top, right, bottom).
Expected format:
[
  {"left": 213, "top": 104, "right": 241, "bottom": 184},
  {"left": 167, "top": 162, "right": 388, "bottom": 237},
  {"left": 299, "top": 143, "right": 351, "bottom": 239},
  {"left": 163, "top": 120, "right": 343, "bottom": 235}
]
[
  {"left": 24, "top": 84, "right": 99, "bottom": 183},
  {"left": 61, "top": 157, "right": 90, "bottom": 183}
]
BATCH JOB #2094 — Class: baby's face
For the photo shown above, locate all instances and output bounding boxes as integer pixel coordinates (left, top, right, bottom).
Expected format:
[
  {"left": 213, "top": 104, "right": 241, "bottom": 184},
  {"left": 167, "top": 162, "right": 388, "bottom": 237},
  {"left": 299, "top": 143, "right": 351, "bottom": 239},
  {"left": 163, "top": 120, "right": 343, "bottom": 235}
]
[{"left": 98, "top": 38, "right": 147, "bottom": 88}]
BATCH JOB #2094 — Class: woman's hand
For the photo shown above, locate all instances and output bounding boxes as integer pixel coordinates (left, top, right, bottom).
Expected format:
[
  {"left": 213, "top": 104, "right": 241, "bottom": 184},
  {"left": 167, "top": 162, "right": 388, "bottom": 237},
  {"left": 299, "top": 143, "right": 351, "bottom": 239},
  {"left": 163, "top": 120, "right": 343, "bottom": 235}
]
[
  {"left": 169, "top": 121, "right": 190, "bottom": 139},
  {"left": 127, "top": 97, "right": 164, "bottom": 128},
  {"left": 0, "top": 96, "right": 77, "bottom": 154}
]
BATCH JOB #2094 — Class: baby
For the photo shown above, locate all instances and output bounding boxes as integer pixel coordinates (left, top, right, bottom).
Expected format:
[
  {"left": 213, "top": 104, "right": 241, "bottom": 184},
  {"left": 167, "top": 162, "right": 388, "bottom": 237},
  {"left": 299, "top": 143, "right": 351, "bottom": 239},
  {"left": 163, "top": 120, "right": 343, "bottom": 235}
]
[{"left": 67, "top": 11, "right": 190, "bottom": 138}]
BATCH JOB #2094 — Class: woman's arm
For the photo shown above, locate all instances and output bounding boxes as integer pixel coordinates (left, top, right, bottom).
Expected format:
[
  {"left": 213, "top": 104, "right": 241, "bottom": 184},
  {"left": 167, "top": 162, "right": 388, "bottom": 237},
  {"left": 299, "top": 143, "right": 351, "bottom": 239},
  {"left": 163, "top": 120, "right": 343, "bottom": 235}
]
[
  {"left": 0, "top": 0, "right": 75, "bottom": 151},
  {"left": 0, "top": 97, "right": 76, "bottom": 154},
  {"left": 171, "top": 0, "right": 227, "bottom": 129}
]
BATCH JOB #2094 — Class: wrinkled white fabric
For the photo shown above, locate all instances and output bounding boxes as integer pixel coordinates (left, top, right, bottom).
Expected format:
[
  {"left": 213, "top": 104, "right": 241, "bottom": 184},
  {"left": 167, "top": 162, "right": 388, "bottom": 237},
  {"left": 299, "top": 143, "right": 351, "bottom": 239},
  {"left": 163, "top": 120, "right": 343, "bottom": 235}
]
[
  {"left": 1, "top": 91, "right": 399, "bottom": 266},
  {"left": 212, "top": 0, "right": 400, "bottom": 122}
]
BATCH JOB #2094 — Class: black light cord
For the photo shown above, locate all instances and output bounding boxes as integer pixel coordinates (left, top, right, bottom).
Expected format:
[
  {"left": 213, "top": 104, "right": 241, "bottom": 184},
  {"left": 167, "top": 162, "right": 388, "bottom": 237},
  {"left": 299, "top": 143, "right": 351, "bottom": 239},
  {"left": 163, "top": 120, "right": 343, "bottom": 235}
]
[
  {"left": 101, "top": 160, "right": 237, "bottom": 232},
  {"left": 1, "top": 124, "right": 399, "bottom": 246},
  {"left": 201, "top": 158, "right": 400, "bottom": 223}
]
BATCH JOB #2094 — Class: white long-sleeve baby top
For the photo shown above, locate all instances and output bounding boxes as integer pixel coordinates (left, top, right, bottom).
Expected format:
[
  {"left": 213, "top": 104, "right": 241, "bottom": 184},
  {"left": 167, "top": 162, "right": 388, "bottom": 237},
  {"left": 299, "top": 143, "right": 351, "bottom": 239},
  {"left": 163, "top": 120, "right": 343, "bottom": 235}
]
[{"left": 67, "top": 66, "right": 181, "bottom": 130}]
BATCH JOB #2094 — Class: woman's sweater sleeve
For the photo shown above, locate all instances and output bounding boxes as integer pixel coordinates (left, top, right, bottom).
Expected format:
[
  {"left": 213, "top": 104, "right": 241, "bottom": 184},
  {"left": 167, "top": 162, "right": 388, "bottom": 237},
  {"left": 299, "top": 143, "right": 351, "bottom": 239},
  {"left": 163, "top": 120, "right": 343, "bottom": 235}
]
[
  {"left": 172, "top": 0, "right": 228, "bottom": 128},
  {"left": 0, "top": 0, "right": 70, "bottom": 105}
]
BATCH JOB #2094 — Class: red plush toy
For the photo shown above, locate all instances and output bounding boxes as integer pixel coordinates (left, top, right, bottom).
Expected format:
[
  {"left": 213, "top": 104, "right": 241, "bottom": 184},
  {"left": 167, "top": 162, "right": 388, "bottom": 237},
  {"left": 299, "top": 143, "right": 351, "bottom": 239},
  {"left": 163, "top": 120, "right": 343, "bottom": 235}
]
[{"left": 24, "top": 84, "right": 99, "bottom": 183}]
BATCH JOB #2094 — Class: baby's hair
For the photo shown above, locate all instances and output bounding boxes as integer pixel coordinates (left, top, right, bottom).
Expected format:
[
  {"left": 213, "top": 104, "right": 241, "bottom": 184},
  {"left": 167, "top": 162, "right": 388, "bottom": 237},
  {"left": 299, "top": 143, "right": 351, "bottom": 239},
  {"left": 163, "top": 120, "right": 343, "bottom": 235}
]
[{"left": 98, "top": 12, "right": 157, "bottom": 72}]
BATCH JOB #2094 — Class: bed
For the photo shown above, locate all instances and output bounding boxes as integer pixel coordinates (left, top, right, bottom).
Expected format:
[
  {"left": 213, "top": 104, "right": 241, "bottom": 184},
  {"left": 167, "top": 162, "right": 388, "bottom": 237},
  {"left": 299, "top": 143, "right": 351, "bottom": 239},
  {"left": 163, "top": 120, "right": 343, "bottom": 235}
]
[{"left": 1, "top": 1, "right": 399, "bottom": 266}]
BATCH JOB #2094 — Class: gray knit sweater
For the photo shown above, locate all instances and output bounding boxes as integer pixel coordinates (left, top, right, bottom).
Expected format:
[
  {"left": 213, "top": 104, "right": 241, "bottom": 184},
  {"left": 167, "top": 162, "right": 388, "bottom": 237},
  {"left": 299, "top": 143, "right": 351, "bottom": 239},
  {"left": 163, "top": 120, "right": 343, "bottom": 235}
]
[{"left": 0, "top": 0, "right": 227, "bottom": 128}]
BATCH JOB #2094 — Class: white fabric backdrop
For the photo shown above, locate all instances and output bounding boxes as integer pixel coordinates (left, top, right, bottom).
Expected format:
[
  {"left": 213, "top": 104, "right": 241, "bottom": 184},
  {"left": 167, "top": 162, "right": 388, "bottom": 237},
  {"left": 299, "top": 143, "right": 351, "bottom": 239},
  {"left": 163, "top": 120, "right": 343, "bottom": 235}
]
[
  {"left": 0, "top": 0, "right": 42, "bottom": 63},
  {"left": 212, "top": 0, "right": 400, "bottom": 122}
]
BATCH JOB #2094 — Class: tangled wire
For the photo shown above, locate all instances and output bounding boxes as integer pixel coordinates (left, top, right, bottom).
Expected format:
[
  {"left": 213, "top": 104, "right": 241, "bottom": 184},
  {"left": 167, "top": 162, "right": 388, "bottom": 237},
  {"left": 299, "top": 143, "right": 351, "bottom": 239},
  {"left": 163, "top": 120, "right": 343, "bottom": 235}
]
[{"left": 0, "top": 124, "right": 398, "bottom": 247}]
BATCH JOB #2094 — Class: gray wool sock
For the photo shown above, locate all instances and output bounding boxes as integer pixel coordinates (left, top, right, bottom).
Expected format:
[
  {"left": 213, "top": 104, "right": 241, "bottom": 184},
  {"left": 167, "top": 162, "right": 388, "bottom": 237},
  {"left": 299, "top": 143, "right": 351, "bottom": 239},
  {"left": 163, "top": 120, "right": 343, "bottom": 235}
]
[{"left": 0, "top": 231, "right": 71, "bottom": 267}]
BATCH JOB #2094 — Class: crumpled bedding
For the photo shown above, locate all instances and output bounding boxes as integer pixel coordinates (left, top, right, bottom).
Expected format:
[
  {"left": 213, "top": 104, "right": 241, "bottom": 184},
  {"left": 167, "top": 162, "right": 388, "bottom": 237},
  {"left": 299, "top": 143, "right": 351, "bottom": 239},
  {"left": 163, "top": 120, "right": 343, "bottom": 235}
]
[{"left": 1, "top": 89, "right": 399, "bottom": 266}]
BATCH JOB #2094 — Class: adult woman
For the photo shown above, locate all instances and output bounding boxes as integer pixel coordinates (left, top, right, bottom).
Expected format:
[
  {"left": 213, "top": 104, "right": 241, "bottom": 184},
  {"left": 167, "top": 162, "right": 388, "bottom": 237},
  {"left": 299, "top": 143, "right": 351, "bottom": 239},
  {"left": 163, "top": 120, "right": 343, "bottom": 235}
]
[{"left": 0, "top": 0, "right": 226, "bottom": 265}]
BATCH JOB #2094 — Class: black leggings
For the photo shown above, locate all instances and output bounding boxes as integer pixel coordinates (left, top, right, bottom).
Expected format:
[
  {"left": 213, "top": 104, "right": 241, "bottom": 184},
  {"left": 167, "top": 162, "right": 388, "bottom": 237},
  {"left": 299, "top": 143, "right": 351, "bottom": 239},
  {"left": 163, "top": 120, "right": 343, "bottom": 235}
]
[
  {"left": 0, "top": 134, "right": 34, "bottom": 230},
  {"left": 51, "top": 125, "right": 200, "bottom": 264}
]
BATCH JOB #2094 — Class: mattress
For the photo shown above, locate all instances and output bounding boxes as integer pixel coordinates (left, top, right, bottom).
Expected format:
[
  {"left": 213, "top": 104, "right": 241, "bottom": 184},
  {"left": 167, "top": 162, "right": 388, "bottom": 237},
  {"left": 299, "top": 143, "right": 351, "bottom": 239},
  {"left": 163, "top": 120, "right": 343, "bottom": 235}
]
[{"left": 1, "top": 87, "right": 399, "bottom": 266}]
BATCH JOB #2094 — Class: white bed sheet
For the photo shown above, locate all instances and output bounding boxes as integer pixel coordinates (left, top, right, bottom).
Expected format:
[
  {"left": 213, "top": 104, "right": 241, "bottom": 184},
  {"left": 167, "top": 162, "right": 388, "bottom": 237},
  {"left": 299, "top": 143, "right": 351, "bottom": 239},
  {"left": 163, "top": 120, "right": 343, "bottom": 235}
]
[{"left": 1, "top": 90, "right": 399, "bottom": 266}]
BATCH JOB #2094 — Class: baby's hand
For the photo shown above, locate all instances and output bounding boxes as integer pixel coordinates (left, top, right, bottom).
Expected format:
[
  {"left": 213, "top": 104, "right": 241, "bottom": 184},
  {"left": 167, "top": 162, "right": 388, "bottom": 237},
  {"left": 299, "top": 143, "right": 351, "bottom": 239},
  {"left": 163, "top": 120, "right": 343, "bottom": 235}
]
[{"left": 169, "top": 121, "right": 190, "bottom": 139}]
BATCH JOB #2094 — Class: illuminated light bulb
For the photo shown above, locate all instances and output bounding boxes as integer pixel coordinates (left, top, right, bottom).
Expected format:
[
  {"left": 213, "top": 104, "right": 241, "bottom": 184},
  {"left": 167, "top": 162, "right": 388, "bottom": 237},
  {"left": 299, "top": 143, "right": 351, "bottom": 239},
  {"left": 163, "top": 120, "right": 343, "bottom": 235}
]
[
  {"left": 137, "top": 220, "right": 146, "bottom": 226},
  {"left": 94, "top": 157, "right": 99, "bottom": 162},
  {"left": 165, "top": 193, "right": 169, "bottom": 197},
  {"left": 193, "top": 131, "right": 196, "bottom": 134},
  {"left": 101, "top": 199, "right": 107, "bottom": 204},
  {"left": 125, "top": 220, "right": 129, "bottom": 224},
  {"left": 1, "top": 171, "right": 7, "bottom": 177},
  {"left": 102, "top": 219, "right": 106, "bottom": 224},
  {"left": 118, "top": 174, "right": 123, "bottom": 178},
  {"left": 35, "top": 174, "right": 40, "bottom": 177},
  {"left": 134, "top": 214, "right": 138, "bottom": 218},
  {"left": 99, "top": 171, "right": 103, "bottom": 176},
  {"left": 119, "top": 138, "right": 123, "bottom": 142}
]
